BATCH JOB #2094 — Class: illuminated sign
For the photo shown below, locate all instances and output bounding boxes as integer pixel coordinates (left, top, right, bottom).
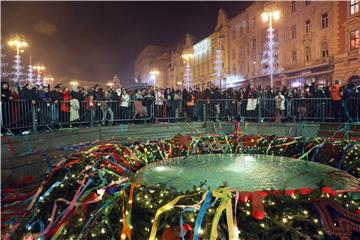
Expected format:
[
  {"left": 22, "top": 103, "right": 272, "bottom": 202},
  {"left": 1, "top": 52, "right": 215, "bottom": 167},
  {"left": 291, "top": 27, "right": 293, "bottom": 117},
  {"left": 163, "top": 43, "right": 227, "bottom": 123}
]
[{"left": 193, "top": 38, "right": 211, "bottom": 56}]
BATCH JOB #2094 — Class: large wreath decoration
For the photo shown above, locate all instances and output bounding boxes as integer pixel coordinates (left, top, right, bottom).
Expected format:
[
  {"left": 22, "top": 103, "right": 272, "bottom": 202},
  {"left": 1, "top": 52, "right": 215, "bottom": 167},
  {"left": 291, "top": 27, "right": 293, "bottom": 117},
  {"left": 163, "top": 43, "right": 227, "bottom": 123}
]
[{"left": 2, "top": 134, "right": 360, "bottom": 240}]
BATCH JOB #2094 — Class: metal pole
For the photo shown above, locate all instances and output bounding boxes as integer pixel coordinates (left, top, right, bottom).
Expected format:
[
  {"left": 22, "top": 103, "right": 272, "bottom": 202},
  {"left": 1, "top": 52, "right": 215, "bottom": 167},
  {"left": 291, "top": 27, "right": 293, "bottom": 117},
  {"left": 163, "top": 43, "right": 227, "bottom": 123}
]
[
  {"left": 32, "top": 106, "right": 38, "bottom": 133},
  {"left": 269, "top": 14, "right": 273, "bottom": 89}
]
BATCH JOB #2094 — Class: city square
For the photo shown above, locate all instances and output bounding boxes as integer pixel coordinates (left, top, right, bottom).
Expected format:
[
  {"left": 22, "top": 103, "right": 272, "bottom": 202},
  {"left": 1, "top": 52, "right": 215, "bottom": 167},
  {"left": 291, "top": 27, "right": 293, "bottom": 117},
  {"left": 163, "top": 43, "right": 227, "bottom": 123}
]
[{"left": 1, "top": 1, "right": 360, "bottom": 239}]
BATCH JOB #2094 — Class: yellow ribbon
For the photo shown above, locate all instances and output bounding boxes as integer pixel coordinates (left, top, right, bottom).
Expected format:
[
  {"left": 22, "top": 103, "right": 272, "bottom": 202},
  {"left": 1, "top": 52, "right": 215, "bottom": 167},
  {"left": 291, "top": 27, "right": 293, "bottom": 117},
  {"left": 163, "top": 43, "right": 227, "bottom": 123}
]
[
  {"left": 210, "top": 189, "right": 236, "bottom": 240},
  {"left": 148, "top": 195, "right": 185, "bottom": 240}
]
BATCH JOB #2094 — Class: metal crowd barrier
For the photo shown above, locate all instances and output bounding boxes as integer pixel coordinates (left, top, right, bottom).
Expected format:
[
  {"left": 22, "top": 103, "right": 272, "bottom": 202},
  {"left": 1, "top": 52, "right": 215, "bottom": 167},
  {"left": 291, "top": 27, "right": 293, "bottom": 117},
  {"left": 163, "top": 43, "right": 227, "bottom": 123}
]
[
  {"left": 289, "top": 98, "right": 333, "bottom": 122},
  {"left": 1, "top": 98, "right": 359, "bottom": 133},
  {"left": 344, "top": 98, "right": 360, "bottom": 122},
  {"left": 153, "top": 100, "right": 186, "bottom": 121},
  {"left": 195, "top": 99, "right": 238, "bottom": 121}
]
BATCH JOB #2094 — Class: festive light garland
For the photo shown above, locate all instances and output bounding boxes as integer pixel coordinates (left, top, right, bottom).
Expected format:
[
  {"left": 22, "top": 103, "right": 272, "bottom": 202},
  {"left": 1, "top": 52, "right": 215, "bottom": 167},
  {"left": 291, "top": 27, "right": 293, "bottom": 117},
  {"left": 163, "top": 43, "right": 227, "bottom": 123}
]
[{"left": 1, "top": 134, "right": 360, "bottom": 240}]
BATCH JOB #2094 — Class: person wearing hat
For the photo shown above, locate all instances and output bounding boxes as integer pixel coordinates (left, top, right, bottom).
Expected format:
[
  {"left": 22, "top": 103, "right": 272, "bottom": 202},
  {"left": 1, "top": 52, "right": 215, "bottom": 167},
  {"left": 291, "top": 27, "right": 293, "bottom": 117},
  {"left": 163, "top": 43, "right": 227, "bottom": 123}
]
[
  {"left": 50, "top": 84, "right": 63, "bottom": 128},
  {"left": 330, "top": 79, "right": 343, "bottom": 122}
]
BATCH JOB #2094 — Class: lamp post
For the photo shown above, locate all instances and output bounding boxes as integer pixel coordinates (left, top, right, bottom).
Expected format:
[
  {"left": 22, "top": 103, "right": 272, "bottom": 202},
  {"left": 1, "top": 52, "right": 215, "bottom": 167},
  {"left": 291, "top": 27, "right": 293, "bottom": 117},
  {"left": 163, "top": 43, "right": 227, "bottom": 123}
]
[
  {"left": 261, "top": 7, "right": 280, "bottom": 89},
  {"left": 70, "top": 81, "right": 78, "bottom": 87},
  {"left": 149, "top": 70, "right": 160, "bottom": 87},
  {"left": 33, "top": 64, "right": 45, "bottom": 85},
  {"left": 7, "top": 35, "right": 28, "bottom": 85},
  {"left": 182, "top": 53, "right": 194, "bottom": 90},
  {"left": 43, "top": 76, "right": 54, "bottom": 86}
]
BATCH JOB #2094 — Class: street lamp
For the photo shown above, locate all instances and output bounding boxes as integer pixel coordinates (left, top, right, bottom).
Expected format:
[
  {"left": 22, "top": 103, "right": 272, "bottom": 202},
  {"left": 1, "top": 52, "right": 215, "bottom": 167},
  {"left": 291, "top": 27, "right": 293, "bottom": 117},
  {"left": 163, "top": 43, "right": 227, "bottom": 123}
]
[
  {"left": 182, "top": 53, "right": 194, "bottom": 90},
  {"left": 70, "top": 81, "right": 78, "bottom": 86},
  {"left": 107, "top": 82, "right": 114, "bottom": 87},
  {"left": 149, "top": 70, "right": 160, "bottom": 87},
  {"left": 33, "top": 64, "right": 45, "bottom": 85},
  {"left": 8, "top": 35, "right": 28, "bottom": 85},
  {"left": 262, "top": 7, "right": 280, "bottom": 88},
  {"left": 43, "top": 76, "right": 54, "bottom": 86}
]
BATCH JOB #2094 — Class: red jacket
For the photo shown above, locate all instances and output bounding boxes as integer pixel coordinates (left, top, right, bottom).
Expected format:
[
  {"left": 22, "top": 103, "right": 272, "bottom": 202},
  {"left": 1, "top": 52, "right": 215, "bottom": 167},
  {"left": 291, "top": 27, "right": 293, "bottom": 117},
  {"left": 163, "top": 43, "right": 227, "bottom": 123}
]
[
  {"left": 85, "top": 98, "right": 97, "bottom": 110},
  {"left": 61, "top": 91, "right": 70, "bottom": 112}
]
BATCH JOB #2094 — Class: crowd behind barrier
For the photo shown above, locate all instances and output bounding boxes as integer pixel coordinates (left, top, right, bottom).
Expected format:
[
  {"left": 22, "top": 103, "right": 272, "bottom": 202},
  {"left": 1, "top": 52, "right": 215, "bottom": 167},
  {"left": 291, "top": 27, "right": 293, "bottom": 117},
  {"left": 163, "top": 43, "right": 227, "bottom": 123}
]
[{"left": 1, "top": 80, "right": 360, "bottom": 135}]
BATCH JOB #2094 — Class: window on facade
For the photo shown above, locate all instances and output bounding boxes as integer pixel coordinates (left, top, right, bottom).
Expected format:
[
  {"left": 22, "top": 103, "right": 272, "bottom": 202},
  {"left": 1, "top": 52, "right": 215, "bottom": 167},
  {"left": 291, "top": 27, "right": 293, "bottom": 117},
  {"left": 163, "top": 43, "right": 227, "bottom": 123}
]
[
  {"left": 252, "top": 39, "right": 256, "bottom": 50},
  {"left": 350, "top": 30, "right": 359, "bottom": 50},
  {"left": 240, "top": 27, "right": 243, "bottom": 36},
  {"left": 305, "top": 19, "right": 311, "bottom": 33},
  {"left": 233, "top": 65, "right": 236, "bottom": 74},
  {"left": 291, "top": 25, "right": 297, "bottom": 39},
  {"left": 274, "top": 30, "right": 279, "bottom": 41},
  {"left": 291, "top": 50, "right": 297, "bottom": 64},
  {"left": 221, "top": 44, "right": 224, "bottom": 50},
  {"left": 321, "top": 13, "right": 328, "bottom": 28},
  {"left": 222, "top": 63, "right": 225, "bottom": 69},
  {"left": 305, "top": 47, "right": 311, "bottom": 62},
  {"left": 232, "top": 30, "right": 236, "bottom": 40},
  {"left": 232, "top": 49, "right": 236, "bottom": 59},
  {"left": 321, "top": 42, "right": 329, "bottom": 58},
  {"left": 212, "top": 48, "right": 214, "bottom": 56},
  {"left": 252, "top": 16, "right": 256, "bottom": 27},
  {"left": 350, "top": 0, "right": 359, "bottom": 15},
  {"left": 291, "top": 1, "right": 296, "bottom": 13},
  {"left": 305, "top": 1, "right": 311, "bottom": 6}
]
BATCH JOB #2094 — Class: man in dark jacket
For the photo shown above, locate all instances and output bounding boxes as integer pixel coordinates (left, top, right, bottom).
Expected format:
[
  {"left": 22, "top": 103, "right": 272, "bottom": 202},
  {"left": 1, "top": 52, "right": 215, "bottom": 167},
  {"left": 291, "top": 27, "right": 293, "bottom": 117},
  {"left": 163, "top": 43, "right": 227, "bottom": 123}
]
[{"left": 50, "top": 84, "right": 63, "bottom": 127}]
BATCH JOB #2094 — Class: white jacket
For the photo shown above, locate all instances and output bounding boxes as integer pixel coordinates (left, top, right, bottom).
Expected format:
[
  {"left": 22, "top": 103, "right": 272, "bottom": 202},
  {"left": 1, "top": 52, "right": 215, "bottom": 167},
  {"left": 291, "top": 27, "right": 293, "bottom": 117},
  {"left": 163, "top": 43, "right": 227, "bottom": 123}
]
[{"left": 121, "top": 94, "right": 130, "bottom": 107}]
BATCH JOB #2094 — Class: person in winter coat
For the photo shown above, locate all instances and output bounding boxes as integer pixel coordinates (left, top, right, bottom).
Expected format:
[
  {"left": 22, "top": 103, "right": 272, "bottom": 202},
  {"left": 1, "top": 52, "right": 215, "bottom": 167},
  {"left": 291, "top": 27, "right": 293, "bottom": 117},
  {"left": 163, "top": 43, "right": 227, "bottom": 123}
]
[
  {"left": 330, "top": 80, "right": 342, "bottom": 122},
  {"left": 274, "top": 91, "right": 285, "bottom": 123},
  {"left": 100, "top": 91, "right": 114, "bottom": 125},
  {"left": 50, "top": 84, "right": 62, "bottom": 127},
  {"left": 70, "top": 98, "right": 80, "bottom": 124},
  {"left": 1, "top": 82, "right": 13, "bottom": 130},
  {"left": 61, "top": 87, "right": 71, "bottom": 124},
  {"left": 120, "top": 89, "right": 130, "bottom": 120},
  {"left": 186, "top": 89, "right": 195, "bottom": 121},
  {"left": 10, "top": 85, "right": 20, "bottom": 126},
  {"left": 85, "top": 94, "right": 97, "bottom": 125}
]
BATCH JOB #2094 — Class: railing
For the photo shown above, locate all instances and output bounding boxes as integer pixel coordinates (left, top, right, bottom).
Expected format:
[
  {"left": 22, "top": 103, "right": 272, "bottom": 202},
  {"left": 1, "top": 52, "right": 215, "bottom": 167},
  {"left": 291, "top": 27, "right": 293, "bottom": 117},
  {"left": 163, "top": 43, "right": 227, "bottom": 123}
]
[{"left": 1, "top": 98, "right": 359, "bottom": 133}]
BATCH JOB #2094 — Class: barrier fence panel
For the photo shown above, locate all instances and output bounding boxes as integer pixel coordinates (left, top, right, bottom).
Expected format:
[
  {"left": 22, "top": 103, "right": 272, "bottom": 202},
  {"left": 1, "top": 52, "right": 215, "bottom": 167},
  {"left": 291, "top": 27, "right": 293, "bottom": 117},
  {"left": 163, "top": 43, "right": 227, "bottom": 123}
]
[
  {"left": 1, "top": 98, "right": 359, "bottom": 132},
  {"left": 289, "top": 98, "right": 333, "bottom": 122},
  {"left": 1, "top": 100, "right": 33, "bottom": 131},
  {"left": 153, "top": 100, "right": 186, "bottom": 121},
  {"left": 112, "top": 100, "right": 154, "bottom": 123},
  {"left": 197, "top": 99, "right": 238, "bottom": 121},
  {"left": 345, "top": 98, "right": 360, "bottom": 122},
  {"left": 239, "top": 99, "right": 258, "bottom": 121}
]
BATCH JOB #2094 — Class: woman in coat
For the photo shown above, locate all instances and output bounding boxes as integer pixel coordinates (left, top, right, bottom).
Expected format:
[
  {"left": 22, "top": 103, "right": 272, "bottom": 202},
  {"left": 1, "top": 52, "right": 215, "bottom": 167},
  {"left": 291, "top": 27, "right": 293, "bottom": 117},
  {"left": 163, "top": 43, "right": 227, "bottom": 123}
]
[{"left": 60, "top": 87, "right": 71, "bottom": 124}]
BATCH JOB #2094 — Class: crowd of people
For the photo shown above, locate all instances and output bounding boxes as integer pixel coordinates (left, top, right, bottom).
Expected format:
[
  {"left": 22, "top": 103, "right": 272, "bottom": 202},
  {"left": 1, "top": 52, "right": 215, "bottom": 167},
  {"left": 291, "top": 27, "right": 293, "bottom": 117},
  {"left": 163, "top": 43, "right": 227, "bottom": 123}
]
[{"left": 1, "top": 79, "right": 360, "bottom": 134}]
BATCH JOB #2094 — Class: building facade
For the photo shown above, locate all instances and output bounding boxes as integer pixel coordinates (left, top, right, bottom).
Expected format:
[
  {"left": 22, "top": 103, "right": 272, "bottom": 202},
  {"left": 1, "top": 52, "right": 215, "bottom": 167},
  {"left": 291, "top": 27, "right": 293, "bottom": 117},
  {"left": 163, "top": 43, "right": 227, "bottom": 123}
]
[
  {"left": 135, "top": 0, "right": 360, "bottom": 89},
  {"left": 134, "top": 45, "right": 171, "bottom": 88}
]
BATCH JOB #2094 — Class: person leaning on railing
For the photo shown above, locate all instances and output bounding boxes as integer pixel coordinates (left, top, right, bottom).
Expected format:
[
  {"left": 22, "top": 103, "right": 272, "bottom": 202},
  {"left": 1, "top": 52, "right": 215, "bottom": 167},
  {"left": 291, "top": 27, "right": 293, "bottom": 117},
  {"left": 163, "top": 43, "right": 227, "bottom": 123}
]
[
  {"left": 38, "top": 86, "right": 52, "bottom": 127},
  {"left": 330, "top": 80, "right": 343, "bottom": 122},
  {"left": 1, "top": 81, "right": 13, "bottom": 132},
  {"left": 173, "top": 89, "right": 182, "bottom": 119},
  {"left": 50, "top": 84, "right": 63, "bottom": 128},
  {"left": 20, "top": 83, "right": 38, "bottom": 131},
  {"left": 186, "top": 89, "right": 195, "bottom": 121}
]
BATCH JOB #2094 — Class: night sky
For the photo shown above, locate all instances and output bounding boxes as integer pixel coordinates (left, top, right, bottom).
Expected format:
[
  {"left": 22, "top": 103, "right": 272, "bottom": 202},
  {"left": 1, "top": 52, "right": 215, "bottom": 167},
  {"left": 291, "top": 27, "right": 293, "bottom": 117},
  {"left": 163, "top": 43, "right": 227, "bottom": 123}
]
[{"left": 2, "top": 1, "right": 251, "bottom": 86}]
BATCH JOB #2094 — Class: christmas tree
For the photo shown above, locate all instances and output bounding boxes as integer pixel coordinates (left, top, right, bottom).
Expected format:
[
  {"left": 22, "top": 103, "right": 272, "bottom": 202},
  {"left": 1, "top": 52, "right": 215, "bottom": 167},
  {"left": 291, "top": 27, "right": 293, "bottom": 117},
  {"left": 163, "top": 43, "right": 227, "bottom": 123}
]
[
  {"left": 213, "top": 48, "right": 223, "bottom": 88},
  {"left": 113, "top": 74, "right": 121, "bottom": 88},
  {"left": 1, "top": 44, "right": 10, "bottom": 81},
  {"left": 261, "top": 27, "right": 279, "bottom": 78},
  {"left": 10, "top": 51, "right": 25, "bottom": 86}
]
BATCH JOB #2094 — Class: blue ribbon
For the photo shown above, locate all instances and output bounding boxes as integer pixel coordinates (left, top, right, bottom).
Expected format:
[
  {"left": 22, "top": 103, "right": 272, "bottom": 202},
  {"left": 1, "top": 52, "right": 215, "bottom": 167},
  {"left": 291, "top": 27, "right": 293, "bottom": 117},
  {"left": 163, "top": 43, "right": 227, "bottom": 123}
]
[
  {"left": 179, "top": 208, "right": 195, "bottom": 240},
  {"left": 25, "top": 220, "right": 45, "bottom": 240},
  {"left": 311, "top": 142, "right": 324, "bottom": 162},
  {"left": 337, "top": 143, "right": 352, "bottom": 169},
  {"left": 120, "top": 123, "right": 126, "bottom": 132},
  {"left": 193, "top": 191, "right": 212, "bottom": 240}
]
